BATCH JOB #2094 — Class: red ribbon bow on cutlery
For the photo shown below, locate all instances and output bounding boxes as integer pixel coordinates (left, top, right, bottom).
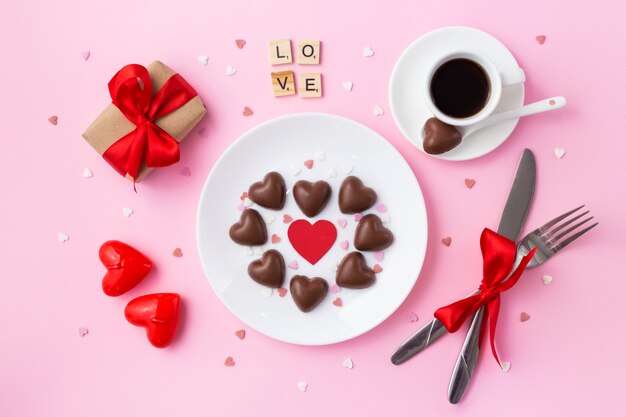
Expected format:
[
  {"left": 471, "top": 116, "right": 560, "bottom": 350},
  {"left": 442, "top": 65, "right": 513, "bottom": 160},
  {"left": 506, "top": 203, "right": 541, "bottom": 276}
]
[
  {"left": 434, "top": 228, "right": 536, "bottom": 365},
  {"left": 102, "top": 64, "right": 198, "bottom": 183}
]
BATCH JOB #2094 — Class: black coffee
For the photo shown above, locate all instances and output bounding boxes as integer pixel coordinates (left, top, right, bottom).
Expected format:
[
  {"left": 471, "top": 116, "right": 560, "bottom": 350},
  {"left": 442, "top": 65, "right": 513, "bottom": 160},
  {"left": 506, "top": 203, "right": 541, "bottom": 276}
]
[{"left": 430, "top": 58, "right": 490, "bottom": 118}]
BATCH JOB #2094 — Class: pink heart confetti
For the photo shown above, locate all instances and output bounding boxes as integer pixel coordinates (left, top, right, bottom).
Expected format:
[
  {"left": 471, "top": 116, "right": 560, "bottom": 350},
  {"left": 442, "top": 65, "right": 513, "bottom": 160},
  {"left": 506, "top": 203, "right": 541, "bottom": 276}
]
[
  {"left": 237, "top": 202, "right": 245, "bottom": 211},
  {"left": 337, "top": 219, "right": 347, "bottom": 228},
  {"left": 304, "top": 160, "right": 314, "bottom": 169},
  {"left": 78, "top": 327, "right": 89, "bottom": 337},
  {"left": 536, "top": 35, "right": 546, "bottom": 45},
  {"left": 374, "top": 251, "right": 384, "bottom": 261},
  {"left": 271, "top": 234, "right": 281, "bottom": 244},
  {"left": 235, "top": 329, "right": 246, "bottom": 339},
  {"left": 373, "top": 264, "right": 383, "bottom": 273},
  {"left": 197, "top": 126, "right": 208, "bottom": 137},
  {"left": 236, "top": 39, "right": 246, "bottom": 49},
  {"left": 520, "top": 312, "right": 531, "bottom": 322},
  {"left": 224, "top": 357, "right": 235, "bottom": 367},
  {"left": 180, "top": 166, "right": 191, "bottom": 176},
  {"left": 288, "top": 260, "right": 299, "bottom": 270},
  {"left": 354, "top": 213, "right": 363, "bottom": 222},
  {"left": 340, "top": 240, "right": 349, "bottom": 250},
  {"left": 333, "top": 297, "right": 343, "bottom": 307},
  {"left": 283, "top": 214, "right": 293, "bottom": 224},
  {"left": 240, "top": 192, "right": 249, "bottom": 201},
  {"left": 243, "top": 106, "right": 253, "bottom": 116},
  {"left": 48, "top": 115, "right": 58, "bottom": 125},
  {"left": 172, "top": 248, "right": 183, "bottom": 257},
  {"left": 330, "top": 284, "right": 341, "bottom": 294},
  {"left": 277, "top": 288, "right": 288, "bottom": 297},
  {"left": 408, "top": 312, "right": 419, "bottom": 323},
  {"left": 441, "top": 237, "right": 452, "bottom": 247},
  {"left": 549, "top": 99, "right": 556, "bottom": 105},
  {"left": 376, "top": 204, "right": 387, "bottom": 213},
  {"left": 464, "top": 179, "right": 476, "bottom": 189}
]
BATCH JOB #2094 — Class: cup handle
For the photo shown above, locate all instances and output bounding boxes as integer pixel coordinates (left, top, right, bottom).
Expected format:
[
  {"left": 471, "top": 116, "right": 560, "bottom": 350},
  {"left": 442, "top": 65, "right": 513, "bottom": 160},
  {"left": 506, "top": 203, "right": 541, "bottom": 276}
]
[{"left": 500, "top": 68, "right": 526, "bottom": 87}]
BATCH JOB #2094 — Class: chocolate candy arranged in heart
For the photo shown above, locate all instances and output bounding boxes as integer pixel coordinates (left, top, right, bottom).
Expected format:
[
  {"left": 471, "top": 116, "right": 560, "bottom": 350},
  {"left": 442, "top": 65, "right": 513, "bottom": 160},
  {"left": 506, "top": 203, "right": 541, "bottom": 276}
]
[
  {"left": 293, "top": 180, "right": 332, "bottom": 217},
  {"left": 336, "top": 251, "right": 376, "bottom": 289},
  {"left": 354, "top": 214, "right": 394, "bottom": 251},
  {"left": 247, "top": 249, "right": 285, "bottom": 288},
  {"left": 339, "top": 176, "right": 377, "bottom": 214},
  {"left": 229, "top": 209, "right": 268, "bottom": 246},
  {"left": 422, "top": 117, "right": 462, "bottom": 155},
  {"left": 290, "top": 275, "right": 329, "bottom": 312},
  {"left": 248, "top": 172, "right": 286, "bottom": 210}
]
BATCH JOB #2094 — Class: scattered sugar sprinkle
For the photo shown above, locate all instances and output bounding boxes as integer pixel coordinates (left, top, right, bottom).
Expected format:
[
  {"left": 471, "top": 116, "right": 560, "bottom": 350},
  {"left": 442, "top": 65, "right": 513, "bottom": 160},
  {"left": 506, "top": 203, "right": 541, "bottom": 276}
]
[
  {"left": 464, "top": 179, "right": 476, "bottom": 189},
  {"left": 235, "top": 39, "right": 246, "bottom": 49},
  {"left": 342, "top": 81, "right": 353, "bottom": 91},
  {"left": 122, "top": 207, "right": 134, "bottom": 218},
  {"left": 235, "top": 329, "right": 246, "bottom": 339},
  {"left": 340, "top": 240, "right": 349, "bottom": 250},
  {"left": 441, "top": 237, "right": 452, "bottom": 247},
  {"left": 243, "top": 246, "right": 253, "bottom": 256},
  {"left": 263, "top": 214, "right": 276, "bottom": 224},
  {"left": 333, "top": 297, "right": 343, "bottom": 307},
  {"left": 243, "top": 106, "right": 253, "bottom": 116},
  {"left": 329, "top": 263, "right": 338, "bottom": 272},
  {"left": 172, "top": 248, "right": 183, "bottom": 257},
  {"left": 501, "top": 361, "right": 511, "bottom": 373},
  {"left": 330, "top": 283, "right": 341, "bottom": 293},
  {"left": 283, "top": 214, "right": 293, "bottom": 224},
  {"left": 554, "top": 147, "right": 565, "bottom": 159},
  {"left": 376, "top": 204, "right": 387, "bottom": 213},
  {"left": 327, "top": 168, "right": 337, "bottom": 178},
  {"left": 363, "top": 46, "right": 374, "bottom": 57},
  {"left": 536, "top": 35, "right": 546, "bottom": 45},
  {"left": 271, "top": 234, "right": 281, "bottom": 244},
  {"left": 82, "top": 168, "right": 93, "bottom": 178},
  {"left": 297, "top": 381, "right": 308, "bottom": 392},
  {"left": 337, "top": 219, "right": 347, "bottom": 228},
  {"left": 48, "top": 115, "right": 58, "bottom": 125},
  {"left": 180, "top": 166, "right": 191, "bottom": 176},
  {"left": 78, "top": 327, "right": 89, "bottom": 337},
  {"left": 373, "top": 264, "right": 383, "bottom": 273},
  {"left": 374, "top": 251, "right": 384, "bottom": 261},
  {"left": 224, "top": 356, "right": 236, "bottom": 367},
  {"left": 226, "top": 65, "right": 237, "bottom": 76},
  {"left": 520, "top": 312, "right": 531, "bottom": 322},
  {"left": 342, "top": 164, "right": 353, "bottom": 174},
  {"left": 252, "top": 246, "right": 264, "bottom": 255},
  {"left": 243, "top": 198, "right": 254, "bottom": 208},
  {"left": 304, "top": 160, "right": 314, "bottom": 169},
  {"left": 354, "top": 213, "right": 363, "bottom": 222},
  {"left": 374, "top": 105, "right": 384, "bottom": 116},
  {"left": 277, "top": 288, "right": 288, "bottom": 297},
  {"left": 290, "top": 165, "right": 301, "bottom": 176},
  {"left": 260, "top": 287, "right": 273, "bottom": 298},
  {"left": 287, "top": 260, "right": 299, "bottom": 270},
  {"left": 81, "top": 51, "right": 90, "bottom": 61},
  {"left": 58, "top": 232, "right": 69, "bottom": 243},
  {"left": 381, "top": 214, "right": 391, "bottom": 223},
  {"left": 408, "top": 312, "right": 419, "bottom": 323},
  {"left": 198, "top": 55, "right": 209, "bottom": 65},
  {"left": 314, "top": 151, "right": 326, "bottom": 161},
  {"left": 542, "top": 275, "right": 553, "bottom": 285},
  {"left": 343, "top": 358, "right": 354, "bottom": 369}
]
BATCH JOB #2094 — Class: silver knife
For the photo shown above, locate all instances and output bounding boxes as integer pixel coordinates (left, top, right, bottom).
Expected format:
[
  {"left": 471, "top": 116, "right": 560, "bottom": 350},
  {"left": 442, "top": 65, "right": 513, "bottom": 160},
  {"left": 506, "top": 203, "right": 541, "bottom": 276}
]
[
  {"left": 390, "top": 149, "right": 536, "bottom": 366},
  {"left": 448, "top": 149, "right": 536, "bottom": 404}
]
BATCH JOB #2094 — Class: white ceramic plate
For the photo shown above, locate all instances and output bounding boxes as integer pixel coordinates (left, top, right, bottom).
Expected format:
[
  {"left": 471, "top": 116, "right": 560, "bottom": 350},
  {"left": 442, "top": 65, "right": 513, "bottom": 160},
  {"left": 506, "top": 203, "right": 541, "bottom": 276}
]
[
  {"left": 197, "top": 113, "right": 428, "bottom": 345},
  {"left": 389, "top": 26, "right": 525, "bottom": 161}
]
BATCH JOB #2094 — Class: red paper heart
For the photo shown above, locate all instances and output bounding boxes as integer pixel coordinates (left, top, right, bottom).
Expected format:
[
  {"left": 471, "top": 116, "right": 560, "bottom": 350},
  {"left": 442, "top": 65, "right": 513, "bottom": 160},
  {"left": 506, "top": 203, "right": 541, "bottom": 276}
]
[
  {"left": 288, "top": 219, "right": 337, "bottom": 265},
  {"left": 125, "top": 293, "right": 181, "bottom": 348},
  {"left": 99, "top": 240, "right": 152, "bottom": 296}
]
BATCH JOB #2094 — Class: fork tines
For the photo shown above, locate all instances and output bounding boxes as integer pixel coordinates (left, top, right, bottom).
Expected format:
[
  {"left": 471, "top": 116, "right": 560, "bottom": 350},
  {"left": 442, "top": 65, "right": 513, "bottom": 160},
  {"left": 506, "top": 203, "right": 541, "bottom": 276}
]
[{"left": 538, "top": 205, "right": 598, "bottom": 252}]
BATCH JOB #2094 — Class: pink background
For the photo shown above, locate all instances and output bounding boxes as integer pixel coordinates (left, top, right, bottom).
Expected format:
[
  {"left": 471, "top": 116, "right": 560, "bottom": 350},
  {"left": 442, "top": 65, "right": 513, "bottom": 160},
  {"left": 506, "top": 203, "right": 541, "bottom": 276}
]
[{"left": 1, "top": 1, "right": 624, "bottom": 416}]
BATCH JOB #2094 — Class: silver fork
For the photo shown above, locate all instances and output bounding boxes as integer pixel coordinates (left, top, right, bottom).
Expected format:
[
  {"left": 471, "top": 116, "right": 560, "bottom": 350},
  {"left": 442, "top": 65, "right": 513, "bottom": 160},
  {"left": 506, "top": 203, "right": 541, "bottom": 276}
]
[{"left": 448, "top": 205, "right": 598, "bottom": 403}]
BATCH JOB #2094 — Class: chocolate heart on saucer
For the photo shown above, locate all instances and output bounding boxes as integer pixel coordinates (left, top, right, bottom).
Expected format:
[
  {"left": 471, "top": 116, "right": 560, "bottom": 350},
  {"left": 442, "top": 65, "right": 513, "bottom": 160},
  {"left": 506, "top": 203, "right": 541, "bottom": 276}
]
[
  {"left": 338, "top": 176, "right": 377, "bottom": 214},
  {"left": 229, "top": 209, "right": 268, "bottom": 246},
  {"left": 247, "top": 249, "right": 285, "bottom": 288},
  {"left": 336, "top": 252, "right": 376, "bottom": 289},
  {"left": 293, "top": 180, "right": 332, "bottom": 217},
  {"left": 354, "top": 214, "right": 394, "bottom": 251},
  {"left": 423, "top": 117, "right": 462, "bottom": 155},
  {"left": 248, "top": 172, "right": 286, "bottom": 210},
  {"left": 290, "top": 275, "right": 328, "bottom": 312}
]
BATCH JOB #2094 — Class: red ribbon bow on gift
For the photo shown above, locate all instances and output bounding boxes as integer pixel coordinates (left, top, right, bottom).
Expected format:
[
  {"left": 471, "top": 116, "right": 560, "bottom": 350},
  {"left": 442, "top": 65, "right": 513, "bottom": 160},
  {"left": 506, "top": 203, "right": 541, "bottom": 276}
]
[
  {"left": 434, "top": 228, "right": 536, "bottom": 365},
  {"left": 102, "top": 64, "right": 198, "bottom": 183}
]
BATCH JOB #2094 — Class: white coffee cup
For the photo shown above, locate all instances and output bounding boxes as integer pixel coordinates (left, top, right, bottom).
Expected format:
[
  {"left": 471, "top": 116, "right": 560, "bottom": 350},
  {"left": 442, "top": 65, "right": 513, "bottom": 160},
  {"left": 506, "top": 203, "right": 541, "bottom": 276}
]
[{"left": 424, "top": 51, "right": 525, "bottom": 126}]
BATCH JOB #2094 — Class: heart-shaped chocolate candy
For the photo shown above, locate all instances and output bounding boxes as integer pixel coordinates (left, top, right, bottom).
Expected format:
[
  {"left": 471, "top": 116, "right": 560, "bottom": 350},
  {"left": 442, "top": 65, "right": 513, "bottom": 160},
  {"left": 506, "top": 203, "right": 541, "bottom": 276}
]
[
  {"left": 290, "top": 275, "right": 328, "bottom": 312},
  {"left": 422, "top": 117, "right": 462, "bottom": 155},
  {"left": 247, "top": 249, "right": 285, "bottom": 288},
  {"left": 338, "top": 176, "right": 377, "bottom": 214},
  {"left": 248, "top": 172, "right": 286, "bottom": 210},
  {"left": 336, "top": 252, "right": 376, "bottom": 289},
  {"left": 354, "top": 214, "right": 394, "bottom": 251},
  {"left": 293, "top": 180, "right": 332, "bottom": 217},
  {"left": 229, "top": 209, "right": 268, "bottom": 246}
]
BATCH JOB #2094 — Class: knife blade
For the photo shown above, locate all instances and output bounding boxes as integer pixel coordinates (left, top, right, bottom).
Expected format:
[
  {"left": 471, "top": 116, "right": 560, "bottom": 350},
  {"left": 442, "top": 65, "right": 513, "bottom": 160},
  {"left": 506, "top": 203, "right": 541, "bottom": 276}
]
[{"left": 448, "top": 149, "right": 536, "bottom": 404}]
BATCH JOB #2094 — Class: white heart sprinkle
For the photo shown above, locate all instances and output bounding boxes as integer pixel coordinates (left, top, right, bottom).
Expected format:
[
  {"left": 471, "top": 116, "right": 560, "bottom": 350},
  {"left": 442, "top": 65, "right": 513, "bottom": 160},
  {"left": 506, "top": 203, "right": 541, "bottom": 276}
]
[
  {"left": 58, "top": 232, "right": 69, "bottom": 243},
  {"left": 363, "top": 46, "right": 374, "bottom": 57},
  {"left": 252, "top": 246, "right": 264, "bottom": 255},
  {"left": 501, "top": 361, "right": 511, "bottom": 372},
  {"left": 82, "top": 168, "right": 93, "bottom": 178},
  {"left": 297, "top": 381, "right": 308, "bottom": 392},
  {"left": 374, "top": 105, "right": 384, "bottom": 116},
  {"left": 554, "top": 147, "right": 565, "bottom": 159},
  {"left": 314, "top": 151, "right": 326, "bottom": 161},
  {"left": 198, "top": 55, "right": 209, "bottom": 65},
  {"left": 342, "top": 164, "right": 353, "bottom": 174},
  {"left": 542, "top": 275, "right": 553, "bottom": 285},
  {"left": 381, "top": 213, "right": 391, "bottom": 223},
  {"left": 122, "top": 207, "right": 133, "bottom": 218},
  {"left": 243, "top": 197, "right": 254, "bottom": 208},
  {"left": 343, "top": 358, "right": 354, "bottom": 369},
  {"left": 329, "top": 262, "right": 338, "bottom": 272},
  {"left": 243, "top": 247, "right": 253, "bottom": 256},
  {"left": 290, "top": 165, "right": 301, "bottom": 176},
  {"left": 326, "top": 168, "right": 337, "bottom": 178},
  {"left": 226, "top": 65, "right": 237, "bottom": 76},
  {"left": 263, "top": 214, "right": 275, "bottom": 224},
  {"left": 342, "top": 81, "right": 353, "bottom": 91},
  {"left": 260, "top": 287, "right": 273, "bottom": 298}
]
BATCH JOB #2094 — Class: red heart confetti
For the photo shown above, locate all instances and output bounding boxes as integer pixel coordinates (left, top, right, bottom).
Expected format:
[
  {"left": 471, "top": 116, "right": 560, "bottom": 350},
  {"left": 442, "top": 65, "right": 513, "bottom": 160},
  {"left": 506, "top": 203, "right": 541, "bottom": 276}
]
[
  {"left": 235, "top": 329, "right": 246, "bottom": 339},
  {"left": 243, "top": 106, "right": 253, "bottom": 116},
  {"left": 236, "top": 39, "right": 246, "bottom": 49},
  {"left": 240, "top": 192, "right": 248, "bottom": 201},
  {"left": 354, "top": 213, "right": 363, "bottom": 222},
  {"left": 373, "top": 264, "right": 383, "bottom": 273},
  {"left": 283, "top": 214, "right": 293, "bottom": 224},
  {"left": 271, "top": 234, "right": 281, "bottom": 244},
  {"left": 536, "top": 35, "right": 546, "bottom": 45},
  {"left": 288, "top": 220, "right": 337, "bottom": 265},
  {"left": 224, "top": 356, "right": 235, "bottom": 366},
  {"left": 441, "top": 237, "right": 452, "bottom": 247},
  {"left": 48, "top": 115, "right": 58, "bottom": 125},
  {"left": 277, "top": 287, "right": 288, "bottom": 297},
  {"left": 304, "top": 160, "right": 314, "bottom": 169},
  {"left": 464, "top": 179, "right": 476, "bottom": 189},
  {"left": 549, "top": 99, "right": 556, "bottom": 105},
  {"left": 333, "top": 297, "right": 343, "bottom": 307},
  {"left": 180, "top": 166, "right": 191, "bottom": 176},
  {"left": 172, "top": 248, "right": 183, "bottom": 257},
  {"left": 520, "top": 312, "right": 531, "bottom": 322}
]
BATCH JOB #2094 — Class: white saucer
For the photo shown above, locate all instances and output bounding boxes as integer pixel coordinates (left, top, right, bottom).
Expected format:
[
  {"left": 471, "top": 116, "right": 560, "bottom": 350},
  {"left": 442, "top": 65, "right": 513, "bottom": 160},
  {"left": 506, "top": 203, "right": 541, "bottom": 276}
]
[
  {"left": 389, "top": 26, "right": 525, "bottom": 161},
  {"left": 196, "top": 113, "right": 428, "bottom": 345}
]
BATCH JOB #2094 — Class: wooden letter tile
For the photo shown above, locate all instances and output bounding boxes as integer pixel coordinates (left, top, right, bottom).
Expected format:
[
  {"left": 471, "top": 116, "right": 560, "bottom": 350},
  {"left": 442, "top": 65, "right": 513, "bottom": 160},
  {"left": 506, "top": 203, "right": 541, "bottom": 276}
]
[
  {"left": 298, "top": 72, "right": 322, "bottom": 98},
  {"left": 271, "top": 70, "right": 296, "bottom": 96},
  {"left": 269, "top": 39, "right": 293, "bottom": 65},
  {"left": 297, "top": 39, "right": 320, "bottom": 64}
]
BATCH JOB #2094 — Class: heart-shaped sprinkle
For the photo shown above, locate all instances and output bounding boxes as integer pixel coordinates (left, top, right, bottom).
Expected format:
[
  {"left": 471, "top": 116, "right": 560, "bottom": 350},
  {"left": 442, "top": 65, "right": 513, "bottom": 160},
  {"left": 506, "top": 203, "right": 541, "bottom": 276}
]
[
  {"left": 381, "top": 214, "right": 391, "bottom": 223},
  {"left": 78, "top": 327, "right": 89, "bottom": 337},
  {"left": 337, "top": 219, "right": 347, "bottom": 228},
  {"left": 235, "top": 39, "right": 246, "bottom": 49},
  {"left": 253, "top": 247, "right": 264, "bottom": 255},
  {"left": 198, "top": 55, "right": 209, "bottom": 65},
  {"left": 304, "top": 159, "right": 314, "bottom": 169},
  {"left": 290, "top": 275, "right": 328, "bottom": 312},
  {"left": 180, "top": 166, "right": 191, "bottom": 176},
  {"left": 82, "top": 168, "right": 93, "bottom": 178},
  {"left": 271, "top": 234, "right": 281, "bottom": 244},
  {"left": 248, "top": 250, "right": 285, "bottom": 288},
  {"left": 373, "top": 264, "right": 383, "bottom": 273},
  {"left": 58, "top": 232, "right": 69, "bottom": 243},
  {"left": 330, "top": 283, "right": 341, "bottom": 293},
  {"left": 342, "top": 81, "right": 353, "bottom": 91},
  {"left": 333, "top": 297, "right": 343, "bottom": 307},
  {"left": 290, "top": 165, "right": 301, "bottom": 176},
  {"left": 423, "top": 117, "right": 462, "bottom": 154},
  {"left": 248, "top": 172, "right": 286, "bottom": 210},
  {"left": 263, "top": 214, "right": 275, "bottom": 224},
  {"left": 226, "top": 65, "right": 237, "bottom": 76},
  {"left": 277, "top": 287, "right": 288, "bottom": 297},
  {"left": 363, "top": 46, "right": 374, "bottom": 57},
  {"left": 339, "top": 176, "right": 377, "bottom": 214},
  {"left": 197, "top": 126, "right": 208, "bottom": 137},
  {"left": 464, "top": 179, "right": 476, "bottom": 189},
  {"left": 441, "top": 237, "right": 452, "bottom": 247},
  {"left": 314, "top": 151, "right": 326, "bottom": 161},
  {"left": 48, "top": 115, "right": 58, "bottom": 125},
  {"left": 408, "top": 312, "right": 419, "bottom": 322},
  {"left": 520, "top": 312, "right": 531, "bottom": 322},
  {"left": 229, "top": 209, "right": 268, "bottom": 246},
  {"left": 336, "top": 252, "right": 376, "bottom": 289},
  {"left": 288, "top": 260, "right": 299, "bottom": 270},
  {"left": 297, "top": 381, "right": 308, "bottom": 392},
  {"left": 243, "top": 247, "right": 253, "bottom": 256},
  {"left": 542, "top": 275, "right": 553, "bottom": 285},
  {"left": 81, "top": 50, "right": 90, "bottom": 61},
  {"left": 354, "top": 213, "right": 363, "bottom": 222},
  {"left": 536, "top": 35, "right": 546, "bottom": 45},
  {"left": 224, "top": 357, "right": 235, "bottom": 366},
  {"left": 374, "top": 251, "right": 384, "bottom": 261},
  {"left": 122, "top": 207, "right": 134, "bottom": 218},
  {"left": 235, "top": 329, "right": 246, "bottom": 339},
  {"left": 243, "top": 197, "right": 254, "bottom": 208},
  {"left": 293, "top": 180, "right": 332, "bottom": 217},
  {"left": 549, "top": 99, "right": 556, "bottom": 105},
  {"left": 501, "top": 361, "right": 511, "bottom": 372},
  {"left": 327, "top": 168, "right": 337, "bottom": 178},
  {"left": 354, "top": 214, "right": 394, "bottom": 251},
  {"left": 342, "top": 358, "right": 354, "bottom": 369},
  {"left": 172, "top": 248, "right": 183, "bottom": 257},
  {"left": 283, "top": 214, "right": 293, "bottom": 224},
  {"left": 554, "top": 147, "right": 565, "bottom": 159},
  {"left": 242, "top": 106, "right": 253, "bottom": 116},
  {"left": 260, "top": 287, "right": 273, "bottom": 297},
  {"left": 342, "top": 164, "right": 353, "bottom": 174},
  {"left": 376, "top": 204, "right": 387, "bottom": 213},
  {"left": 237, "top": 202, "right": 245, "bottom": 211},
  {"left": 340, "top": 240, "right": 349, "bottom": 250},
  {"left": 373, "top": 105, "right": 384, "bottom": 116}
]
